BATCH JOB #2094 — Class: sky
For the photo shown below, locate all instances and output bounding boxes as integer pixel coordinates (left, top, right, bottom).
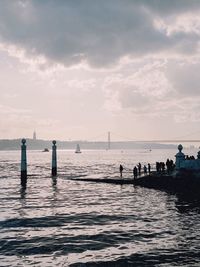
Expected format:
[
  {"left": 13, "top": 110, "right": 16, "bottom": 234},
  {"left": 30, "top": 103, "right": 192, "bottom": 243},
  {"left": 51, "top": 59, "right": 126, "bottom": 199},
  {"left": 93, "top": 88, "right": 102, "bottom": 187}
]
[{"left": 1, "top": 0, "right": 200, "bottom": 141}]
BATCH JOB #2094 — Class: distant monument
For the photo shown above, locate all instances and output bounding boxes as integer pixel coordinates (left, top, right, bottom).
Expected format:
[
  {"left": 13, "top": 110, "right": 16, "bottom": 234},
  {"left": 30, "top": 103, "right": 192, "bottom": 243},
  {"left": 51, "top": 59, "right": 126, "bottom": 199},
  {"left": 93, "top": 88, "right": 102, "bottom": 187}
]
[
  {"left": 175, "top": 144, "right": 200, "bottom": 171},
  {"left": 175, "top": 144, "right": 185, "bottom": 170},
  {"left": 33, "top": 131, "right": 37, "bottom": 140}
]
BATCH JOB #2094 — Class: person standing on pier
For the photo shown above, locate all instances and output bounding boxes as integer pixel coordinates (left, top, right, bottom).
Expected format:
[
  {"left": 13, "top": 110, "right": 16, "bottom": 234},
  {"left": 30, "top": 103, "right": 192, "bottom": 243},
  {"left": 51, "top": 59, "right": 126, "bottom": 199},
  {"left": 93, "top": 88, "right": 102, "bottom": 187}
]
[
  {"left": 144, "top": 165, "right": 147, "bottom": 175},
  {"left": 166, "top": 159, "right": 170, "bottom": 173},
  {"left": 133, "top": 166, "right": 138, "bottom": 180},
  {"left": 119, "top": 164, "right": 123, "bottom": 178},
  {"left": 138, "top": 162, "right": 141, "bottom": 176},
  {"left": 160, "top": 162, "right": 165, "bottom": 173},
  {"left": 148, "top": 163, "right": 151, "bottom": 175}
]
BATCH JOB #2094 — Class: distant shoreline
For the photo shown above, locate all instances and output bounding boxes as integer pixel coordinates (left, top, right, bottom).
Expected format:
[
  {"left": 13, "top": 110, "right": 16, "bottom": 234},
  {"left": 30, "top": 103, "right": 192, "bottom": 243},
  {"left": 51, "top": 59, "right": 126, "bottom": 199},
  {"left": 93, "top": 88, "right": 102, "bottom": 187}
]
[{"left": 0, "top": 139, "right": 177, "bottom": 150}]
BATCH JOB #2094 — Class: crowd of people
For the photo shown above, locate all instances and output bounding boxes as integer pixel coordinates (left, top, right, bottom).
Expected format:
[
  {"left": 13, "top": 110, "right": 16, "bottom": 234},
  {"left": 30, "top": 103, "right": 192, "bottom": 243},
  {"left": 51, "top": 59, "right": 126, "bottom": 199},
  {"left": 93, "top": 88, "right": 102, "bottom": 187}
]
[
  {"left": 185, "top": 155, "right": 195, "bottom": 160},
  {"left": 119, "top": 159, "right": 175, "bottom": 179},
  {"left": 156, "top": 159, "right": 175, "bottom": 173},
  {"left": 132, "top": 163, "right": 151, "bottom": 179}
]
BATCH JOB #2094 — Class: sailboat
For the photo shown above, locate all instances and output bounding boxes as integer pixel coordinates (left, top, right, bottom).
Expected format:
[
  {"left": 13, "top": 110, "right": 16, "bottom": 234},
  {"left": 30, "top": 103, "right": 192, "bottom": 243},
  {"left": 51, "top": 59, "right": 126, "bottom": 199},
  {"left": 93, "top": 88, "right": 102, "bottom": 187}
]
[
  {"left": 42, "top": 148, "right": 49, "bottom": 152},
  {"left": 75, "top": 144, "right": 81, "bottom": 153}
]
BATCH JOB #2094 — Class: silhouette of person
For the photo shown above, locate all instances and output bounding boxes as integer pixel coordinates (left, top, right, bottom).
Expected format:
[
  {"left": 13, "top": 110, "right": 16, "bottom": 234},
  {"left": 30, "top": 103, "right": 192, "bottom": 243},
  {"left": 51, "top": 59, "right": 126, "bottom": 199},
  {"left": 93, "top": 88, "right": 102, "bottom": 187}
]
[
  {"left": 169, "top": 160, "right": 174, "bottom": 171},
  {"left": 133, "top": 166, "right": 138, "bottom": 180},
  {"left": 144, "top": 165, "right": 147, "bottom": 175},
  {"left": 166, "top": 159, "right": 170, "bottom": 173},
  {"left": 148, "top": 163, "right": 151, "bottom": 175},
  {"left": 138, "top": 162, "right": 141, "bottom": 176},
  {"left": 119, "top": 164, "right": 123, "bottom": 178},
  {"left": 156, "top": 162, "right": 160, "bottom": 173},
  {"left": 160, "top": 162, "right": 165, "bottom": 172}
]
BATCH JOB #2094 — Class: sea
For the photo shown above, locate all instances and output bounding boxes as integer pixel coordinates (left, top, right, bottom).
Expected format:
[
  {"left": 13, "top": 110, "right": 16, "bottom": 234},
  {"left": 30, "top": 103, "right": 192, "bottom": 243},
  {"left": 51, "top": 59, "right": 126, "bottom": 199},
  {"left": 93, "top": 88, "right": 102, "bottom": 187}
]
[{"left": 1, "top": 148, "right": 200, "bottom": 267}]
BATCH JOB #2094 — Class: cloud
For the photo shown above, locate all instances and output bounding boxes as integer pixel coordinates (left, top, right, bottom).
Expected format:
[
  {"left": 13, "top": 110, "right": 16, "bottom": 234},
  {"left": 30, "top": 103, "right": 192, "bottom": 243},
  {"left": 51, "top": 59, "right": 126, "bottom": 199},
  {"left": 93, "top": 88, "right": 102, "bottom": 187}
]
[
  {"left": 1, "top": 0, "right": 200, "bottom": 140},
  {"left": 144, "top": 0, "right": 200, "bottom": 15},
  {"left": 166, "top": 61, "right": 200, "bottom": 96},
  {"left": 102, "top": 60, "right": 172, "bottom": 113},
  {"left": 0, "top": 0, "right": 200, "bottom": 67},
  {"left": 101, "top": 57, "right": 200, "bottom": 124},
  {"left": 0, "top": 104, "right": 30, "bottom": 115}
]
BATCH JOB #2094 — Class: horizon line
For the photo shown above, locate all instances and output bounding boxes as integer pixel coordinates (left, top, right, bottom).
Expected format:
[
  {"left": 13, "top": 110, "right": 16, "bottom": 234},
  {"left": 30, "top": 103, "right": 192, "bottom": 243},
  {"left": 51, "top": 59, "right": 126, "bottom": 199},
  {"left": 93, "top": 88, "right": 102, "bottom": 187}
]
[{"left": 0, "top": 138, "right": 200, "bottom": 143}]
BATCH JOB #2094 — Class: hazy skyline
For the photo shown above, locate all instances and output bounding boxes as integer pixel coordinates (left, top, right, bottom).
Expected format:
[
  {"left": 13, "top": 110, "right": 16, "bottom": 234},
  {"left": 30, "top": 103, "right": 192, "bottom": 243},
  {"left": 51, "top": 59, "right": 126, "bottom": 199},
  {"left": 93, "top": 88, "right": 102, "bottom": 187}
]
[{"left": 1, "top": 0, "right": 200, "bottom": 141}]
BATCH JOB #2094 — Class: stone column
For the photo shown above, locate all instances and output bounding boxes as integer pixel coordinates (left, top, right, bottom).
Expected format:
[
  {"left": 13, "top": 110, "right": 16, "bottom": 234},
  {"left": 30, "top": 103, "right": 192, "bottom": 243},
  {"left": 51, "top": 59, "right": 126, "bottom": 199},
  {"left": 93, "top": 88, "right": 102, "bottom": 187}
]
[
  {"left": 52, "top": 140, "right": 57, "bottom": 176},
  {"left": 175, "top": 144, "right": 185, "bottom": 170},
  {"left": 21, "top": 138, "right": 27, "bottom": 186}
]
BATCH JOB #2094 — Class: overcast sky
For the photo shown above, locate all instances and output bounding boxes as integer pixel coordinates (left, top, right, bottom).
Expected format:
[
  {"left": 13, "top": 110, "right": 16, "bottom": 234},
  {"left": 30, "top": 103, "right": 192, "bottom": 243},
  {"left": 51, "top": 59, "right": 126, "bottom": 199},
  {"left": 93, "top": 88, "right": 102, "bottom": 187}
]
[{"left": 1, "top": 0, "right": 200, "bottom": 141}]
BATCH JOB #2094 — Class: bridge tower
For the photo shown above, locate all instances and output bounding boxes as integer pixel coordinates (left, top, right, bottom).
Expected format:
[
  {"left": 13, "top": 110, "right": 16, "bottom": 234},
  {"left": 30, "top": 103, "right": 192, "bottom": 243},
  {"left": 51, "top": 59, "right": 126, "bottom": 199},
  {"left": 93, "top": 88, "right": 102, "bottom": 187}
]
[{"left": 108, "top": 131, "right": 111, "bottom": 150}]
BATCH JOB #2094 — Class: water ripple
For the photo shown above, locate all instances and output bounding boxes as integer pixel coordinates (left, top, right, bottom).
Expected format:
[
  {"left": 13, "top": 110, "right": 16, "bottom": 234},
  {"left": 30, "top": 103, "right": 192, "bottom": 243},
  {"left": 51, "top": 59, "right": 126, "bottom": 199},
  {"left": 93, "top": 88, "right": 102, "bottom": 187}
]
[{"left": 0, "top": 149, "right": 200, "bottom": 266}]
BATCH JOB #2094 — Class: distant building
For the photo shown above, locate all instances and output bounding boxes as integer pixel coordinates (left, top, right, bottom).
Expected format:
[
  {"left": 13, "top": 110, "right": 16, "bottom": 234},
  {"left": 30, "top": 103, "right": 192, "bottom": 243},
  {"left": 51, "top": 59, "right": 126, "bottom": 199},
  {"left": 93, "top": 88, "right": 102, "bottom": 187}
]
[{"left": 33, "top": 131, "right": 37, "bottom": 140}]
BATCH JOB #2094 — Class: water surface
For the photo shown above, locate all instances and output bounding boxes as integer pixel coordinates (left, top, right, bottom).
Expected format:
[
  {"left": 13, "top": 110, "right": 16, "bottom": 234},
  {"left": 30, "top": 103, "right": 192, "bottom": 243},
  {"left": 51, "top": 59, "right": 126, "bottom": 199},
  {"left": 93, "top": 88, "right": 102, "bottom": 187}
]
[{"left": 0, "top": 149, "right": 200, "bottom": 266}]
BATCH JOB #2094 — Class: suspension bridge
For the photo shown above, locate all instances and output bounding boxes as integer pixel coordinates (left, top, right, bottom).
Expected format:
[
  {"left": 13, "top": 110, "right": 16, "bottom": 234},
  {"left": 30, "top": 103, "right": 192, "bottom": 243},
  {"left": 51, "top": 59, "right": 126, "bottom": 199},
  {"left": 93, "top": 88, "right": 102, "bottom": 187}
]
[{"left": 90, "top": 131, "right": 200, "bottom": 146}]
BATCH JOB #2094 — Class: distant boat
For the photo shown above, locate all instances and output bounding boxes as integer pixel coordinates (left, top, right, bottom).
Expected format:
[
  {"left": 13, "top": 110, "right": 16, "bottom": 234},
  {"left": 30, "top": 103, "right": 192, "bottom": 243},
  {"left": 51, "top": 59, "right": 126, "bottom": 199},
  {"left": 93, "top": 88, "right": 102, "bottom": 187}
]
[
  {"left": 42, "top": 148, "right": 49, "bottom": 152},
  {"left": 75, "top": 144, "right": 81, "bottom": 153}
]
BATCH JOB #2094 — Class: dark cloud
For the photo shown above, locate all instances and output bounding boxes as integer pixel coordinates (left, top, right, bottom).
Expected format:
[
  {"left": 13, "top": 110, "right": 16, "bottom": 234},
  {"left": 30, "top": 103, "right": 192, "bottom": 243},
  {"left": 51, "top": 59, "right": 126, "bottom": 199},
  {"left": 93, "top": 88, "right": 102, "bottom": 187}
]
[
  {"left": 143, "top": 0, "right": 200, "bottom": 15},
  {"left": 0, "top": 0, "right": 200, "bottom": 66}
]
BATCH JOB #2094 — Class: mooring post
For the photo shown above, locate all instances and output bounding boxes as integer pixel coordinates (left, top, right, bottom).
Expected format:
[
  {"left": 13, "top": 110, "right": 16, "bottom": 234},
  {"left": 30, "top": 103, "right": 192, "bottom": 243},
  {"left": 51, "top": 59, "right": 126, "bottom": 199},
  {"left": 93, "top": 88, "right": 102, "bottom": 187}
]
[
  {"left": 52, "top": 140, "right": 57, "bottom": 176},
  {"left": 21, "top": 138, "right": 27, "bottom": 186}
]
